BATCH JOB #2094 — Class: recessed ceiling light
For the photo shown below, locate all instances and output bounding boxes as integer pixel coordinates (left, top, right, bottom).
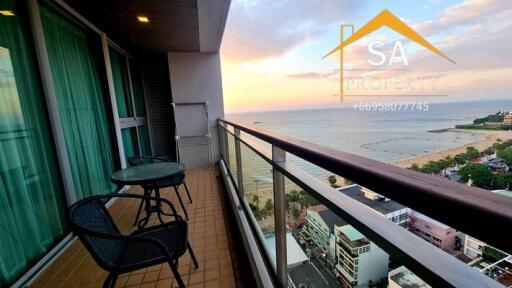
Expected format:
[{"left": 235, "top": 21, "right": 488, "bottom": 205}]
[
  {"left": 0, "top": 10, "right": 15, "bottom": 16},
  {"left": 137, "top": 15, "right": 149, "bottom": 23}
]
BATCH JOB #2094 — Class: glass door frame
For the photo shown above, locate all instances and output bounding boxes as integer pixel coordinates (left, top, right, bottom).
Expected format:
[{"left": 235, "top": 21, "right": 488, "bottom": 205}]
[
  {"left": 9, "top": 0, "right": 153, "bottom": 286},
  {"left": 108, "top": 40, "right": 151, "bottom": 162}
]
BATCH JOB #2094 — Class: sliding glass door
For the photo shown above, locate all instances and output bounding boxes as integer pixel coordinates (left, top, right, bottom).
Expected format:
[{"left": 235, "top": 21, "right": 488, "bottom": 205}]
[
  {"left": 110, "top": 48, "right": 152, "bottom": 162},
  {"left": 40, "top": 6, "right": 117, "bottom": 199},
  {"left": 0, "top": 1, "right": 67, "bottom": 286}
]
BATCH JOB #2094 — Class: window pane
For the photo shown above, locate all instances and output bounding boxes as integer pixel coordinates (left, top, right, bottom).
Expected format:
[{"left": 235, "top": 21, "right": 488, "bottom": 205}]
[
  {"left": 110, "top": 48, "right": 132, "bottom": 118},
  {"left": 0, "top": 2, "right": 67, "bottom": 285},
  {"left": 41, "top": 6, "right": 117, "bottom": 199},
  {"left": 122, "top": 127, "right": 139, "bottom": 164},
  {"left": 130, "top": 60, "right": 146, "bottom": 117},
  {"left": 137, "top": 124, "right": 152, "bottom": 156}
]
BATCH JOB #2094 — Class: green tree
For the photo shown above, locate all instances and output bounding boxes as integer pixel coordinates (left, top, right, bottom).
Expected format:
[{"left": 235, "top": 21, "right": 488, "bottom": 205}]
[
  {"left": 252, "top": 195, "right": 261, "bottom": 208},
  {"left": 291, "top": 207, "right": 301, "bottom": 219},
  {"left": 454, "top": 154, "right": 467, "bottom": 165},
  {"left": 409, "top": 163, "right": 421, "bottom": 171},
  {"left": 264, "top": 199, "right": 273, "bottom": 215},
  {"left": 464, "top": 146, "right": 480, "bottom": 161},
  {"left": 497, "top": 147, "right": 512, "bottom": 166},
  {"left": 459, "top": 163, "right": 493, "bottom": 189},
  {"left": 328, "top": 175, "right": 340, "bottom": 188},
  {"left": 443, "top": 156, "right": 456, "bottom": 169},
  {"left": 481, "top": 246, "right": 507, "bottom": 262},
  {"left": 249, "top": 203, "right": 263, "bottom": 220},
  {"left": 493, "top": 173, "right": 512, "bottom": 190}
]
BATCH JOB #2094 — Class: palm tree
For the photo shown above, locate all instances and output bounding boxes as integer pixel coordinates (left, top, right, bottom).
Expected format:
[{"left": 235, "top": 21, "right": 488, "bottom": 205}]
[{"left": 252, "top": 195, "right": 261, "bottom": 208}]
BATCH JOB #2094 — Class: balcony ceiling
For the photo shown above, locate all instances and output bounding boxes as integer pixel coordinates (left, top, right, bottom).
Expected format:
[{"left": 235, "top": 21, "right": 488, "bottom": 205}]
[{"left": 68, "top": 0, "right": 230, "bottom": 52}]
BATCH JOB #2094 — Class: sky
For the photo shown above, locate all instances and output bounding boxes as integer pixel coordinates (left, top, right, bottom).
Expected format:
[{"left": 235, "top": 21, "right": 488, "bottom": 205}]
[{"left": 219, "top": 0, "right": 512, "bottom": 113}]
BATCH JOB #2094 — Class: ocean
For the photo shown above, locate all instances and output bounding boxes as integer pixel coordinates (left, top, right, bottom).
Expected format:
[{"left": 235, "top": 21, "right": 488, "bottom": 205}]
[{"left": 226, "top": 100, "right": 512, "bottom": 191}]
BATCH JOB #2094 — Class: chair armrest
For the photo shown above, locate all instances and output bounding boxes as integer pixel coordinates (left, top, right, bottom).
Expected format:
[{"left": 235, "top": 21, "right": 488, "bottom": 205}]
[{"left": 72, "top": 193, "right": 182, "bottom": 220}]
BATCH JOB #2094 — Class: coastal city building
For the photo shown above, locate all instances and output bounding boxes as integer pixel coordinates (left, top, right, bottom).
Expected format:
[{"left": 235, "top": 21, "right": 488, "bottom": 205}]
[
  {"left": 339, "top": 185, "right": 410, "bottom": 227},
  {"left": 301, "top": 205, "right": 347, "bottom": 264},
  {"left": 464, "top": 235, "right": 488, "bottom": 259},
  {"left": 504, "top": 113, "right": 512, "bottom": 125},
  {"left": 409, "top": 212, "right": 460, "bottom": 251},
  {"left": 334, "top": 224, "right": 389, "bottom": 287},
  {"left": 464, "top": 240, "right": 512, "bottom": 287},
  {"left": 465, "top": 190, "right": 512, "bottom": 259},
  {"left": 388, "top": 266, "right": 431, "bottom": 288},
  {"left": 265, "top": 233, "right": 309, "bottom": 268}
]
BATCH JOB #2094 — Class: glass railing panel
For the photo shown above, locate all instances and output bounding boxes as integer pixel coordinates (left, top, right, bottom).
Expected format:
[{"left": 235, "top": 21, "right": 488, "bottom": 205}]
[
  {"left": 226, "top": 131, "right": 238, "bottom": 186},
  {"left": 314, "top": 172, "right": 510, "bottom": 287},
  {"left": 238, "top": 140, "right": 277, "bottom": 270},
  {"left": 281, "top": 175, "right": 442, "bottom": 288}
]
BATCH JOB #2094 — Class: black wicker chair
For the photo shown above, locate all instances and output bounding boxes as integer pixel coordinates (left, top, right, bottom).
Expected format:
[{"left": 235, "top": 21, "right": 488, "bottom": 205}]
[
  {"left": 68, "top": 193, "right": 198, "bottom": 288},
  {"left": 128, "top": 155, "right": 193, "bottom": 222}
]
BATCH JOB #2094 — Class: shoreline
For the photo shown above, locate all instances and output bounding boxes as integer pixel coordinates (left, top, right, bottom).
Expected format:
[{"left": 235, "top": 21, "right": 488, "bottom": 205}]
[{"left": 393, "top": 128, "right": 512, "bottom": 168}]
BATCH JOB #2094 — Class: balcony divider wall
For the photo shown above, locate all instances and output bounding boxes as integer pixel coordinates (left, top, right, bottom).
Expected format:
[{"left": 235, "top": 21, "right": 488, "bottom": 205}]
[{"left": 0, "top": 0, "right": 155, "bottom": 286}]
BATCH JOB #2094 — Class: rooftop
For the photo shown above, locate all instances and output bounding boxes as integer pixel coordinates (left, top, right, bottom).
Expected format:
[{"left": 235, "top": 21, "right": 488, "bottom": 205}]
[
  {"left": 287, "top": 263, "right": 330, "bottom": 288},
  {"left": 264, "top": 233, "right": 309, "bottom": 269},
  {"left": 411, "top": 212, "right": 451, "bottom": 229},
  {"left": 338, "top": 225, "right": 365, "bottom": 242},
  {"left": 316, "top": 207, "right": 348, "bottom": 233},
  {"left": 338, "top": 185, "right": 406, "bottom": 215},
  {"left": 389, "top": 266, "right": 431, "bottom": 288},
  {"left": 336, "top": 225, "right": 370, "bottom": 249}
]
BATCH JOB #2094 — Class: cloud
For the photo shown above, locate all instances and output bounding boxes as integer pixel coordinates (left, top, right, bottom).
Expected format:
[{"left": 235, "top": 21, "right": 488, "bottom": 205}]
[
  {"left": 413, "top": 0, "right": 511, "bottom": 36},
  {"left": 286, "top": 71, "right": 337, "bottom": 79},
  {"left": 221, "top": 0, "right": 362, "bottom": 62}
]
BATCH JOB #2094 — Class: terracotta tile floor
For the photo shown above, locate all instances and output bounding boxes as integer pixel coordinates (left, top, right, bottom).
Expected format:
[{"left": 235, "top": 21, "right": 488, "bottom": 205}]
[{"left": 31, "top": 167, "right": 245, "bottom": 288}]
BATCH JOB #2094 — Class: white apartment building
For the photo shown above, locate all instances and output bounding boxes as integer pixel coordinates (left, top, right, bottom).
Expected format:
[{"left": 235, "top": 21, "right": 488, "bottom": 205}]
[
  {"left": 301, "top": 205, "right": 346, "bottom": 264},
  {"left": 334, "top": 225, "right": 389, "bottom": 287}
]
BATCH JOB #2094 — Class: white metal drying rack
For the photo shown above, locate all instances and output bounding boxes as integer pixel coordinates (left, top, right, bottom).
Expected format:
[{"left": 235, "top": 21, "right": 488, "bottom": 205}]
[{"left": 171, "top": 101, "right": 213, "bottom": 167}]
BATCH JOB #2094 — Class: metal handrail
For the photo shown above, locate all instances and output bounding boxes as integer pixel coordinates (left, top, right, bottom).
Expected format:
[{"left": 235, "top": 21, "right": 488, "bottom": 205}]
[
  {"left": 219, "top": 119, "right": 512, "bottom": 254},
  {"left": 218, "top": 119, "right": 511, "bottom": 288}
]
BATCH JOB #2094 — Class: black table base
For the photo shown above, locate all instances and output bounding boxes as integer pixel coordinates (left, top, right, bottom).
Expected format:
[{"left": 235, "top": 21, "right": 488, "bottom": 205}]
[{"left": 134, "top": 184, "right": 189, "bottom": 229}]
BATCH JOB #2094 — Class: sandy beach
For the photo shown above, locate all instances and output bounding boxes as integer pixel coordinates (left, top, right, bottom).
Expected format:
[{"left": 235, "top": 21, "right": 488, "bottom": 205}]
[{"left": 394, "top": 129, "right": 512, "bottom": 168}]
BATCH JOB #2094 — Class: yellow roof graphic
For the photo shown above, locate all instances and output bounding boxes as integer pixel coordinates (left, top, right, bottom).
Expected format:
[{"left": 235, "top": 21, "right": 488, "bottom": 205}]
[{"left": 323, "top": 9, "right": 455, "bottom": 63}]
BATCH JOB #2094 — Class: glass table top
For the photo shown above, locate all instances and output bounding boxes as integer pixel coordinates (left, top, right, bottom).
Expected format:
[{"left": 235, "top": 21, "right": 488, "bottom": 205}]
[{"left": 111, "top": 162, "right": 185, "bottom": 185}]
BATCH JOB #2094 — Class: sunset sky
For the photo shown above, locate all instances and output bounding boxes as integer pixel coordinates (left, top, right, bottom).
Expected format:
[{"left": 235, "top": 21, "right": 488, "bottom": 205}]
[{"left": 220, "top": 0, "right": 512, "bottom": 113}]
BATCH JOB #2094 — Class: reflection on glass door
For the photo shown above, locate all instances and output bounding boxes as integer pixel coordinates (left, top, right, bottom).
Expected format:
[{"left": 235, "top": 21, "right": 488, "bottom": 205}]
[{"left": 1, "top": 2, "right": 67, "bottom": 285}]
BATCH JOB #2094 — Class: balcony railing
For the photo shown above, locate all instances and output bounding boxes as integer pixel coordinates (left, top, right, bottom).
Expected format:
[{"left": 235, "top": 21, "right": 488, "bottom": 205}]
[{"left": 217, "top": 119, "right": 512, "bottom": 288}]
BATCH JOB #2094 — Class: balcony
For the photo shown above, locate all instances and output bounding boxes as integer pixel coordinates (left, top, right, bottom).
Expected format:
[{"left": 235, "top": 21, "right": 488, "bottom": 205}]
[
  {"left": 2, "top": 1, "right": 512, "bottom": 288},
  {"left": 30, "top": 168, "right": 245, "bottom": 288}
]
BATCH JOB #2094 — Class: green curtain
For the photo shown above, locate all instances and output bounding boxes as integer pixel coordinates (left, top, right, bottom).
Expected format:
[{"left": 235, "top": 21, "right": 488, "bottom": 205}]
[
  {"left": 0, "top": 2, "right": 67, "bottom": 286},
  {"left": 121, "top": 128, "right": 138, "bottom": 164},
  {"left": 138, "top": 125, "right": 152, "bottom": 156},
  {"left": 40, "top": 6, "right": 117, "bottom": 199},
  {"left": 130, "top": 60, "right": 146, "bottom": 117},
  {"left": 109, "top": 48, "right": 131, "bottom": 118}
]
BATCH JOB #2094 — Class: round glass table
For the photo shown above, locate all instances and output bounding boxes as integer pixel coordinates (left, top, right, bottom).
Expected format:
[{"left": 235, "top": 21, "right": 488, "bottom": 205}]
[{"left": 111, "top": 162, "right": 187, "bottom": 228}]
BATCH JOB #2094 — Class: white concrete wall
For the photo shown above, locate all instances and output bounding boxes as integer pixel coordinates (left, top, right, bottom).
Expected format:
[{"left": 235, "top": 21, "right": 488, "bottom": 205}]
[
  {"left": 358, "top": 242, "right": 389, "bottom": 285},
  {"left": 168, "top": 52, "right": 224, "bottom": 167}
]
